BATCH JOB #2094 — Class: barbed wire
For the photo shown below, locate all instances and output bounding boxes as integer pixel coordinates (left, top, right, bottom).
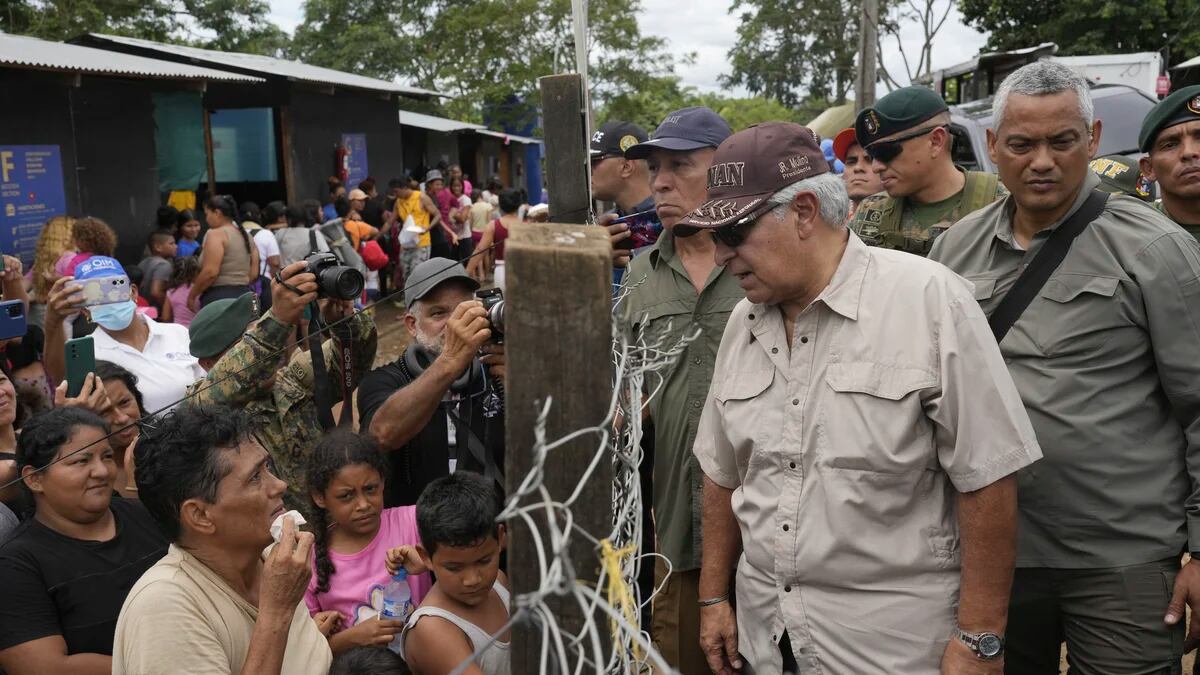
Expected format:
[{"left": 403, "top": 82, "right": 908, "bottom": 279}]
[{"left": 443, "top": 276, "right": 699, "bottom": 674}]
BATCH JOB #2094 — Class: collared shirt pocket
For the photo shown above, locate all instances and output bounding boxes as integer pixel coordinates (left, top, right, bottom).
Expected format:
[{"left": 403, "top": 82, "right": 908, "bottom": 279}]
[
  {"left": 714, "top": 368, "right": 780, "bottom": 478},
  {"left": 963, "top": 276, "right": 999, "bottom": 313},
  {"left": 1030, "top": 274, "right": 1124, "bottom": 358},
  {"left": 818, "top": 361, "right": 937, "bottom": 475}
]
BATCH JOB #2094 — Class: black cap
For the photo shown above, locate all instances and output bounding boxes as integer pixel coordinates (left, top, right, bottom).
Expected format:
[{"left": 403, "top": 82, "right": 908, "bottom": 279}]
[{"left": 591, "top": 121, "right": 648, "bottom": 158}]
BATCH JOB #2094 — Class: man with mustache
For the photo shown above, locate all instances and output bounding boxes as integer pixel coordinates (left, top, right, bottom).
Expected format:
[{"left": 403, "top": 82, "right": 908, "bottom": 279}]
[
  {"left": 849, "top": 86, "right": 1006, "bottom": 256},
  {"left": 358, "top": 258, "right": 506, "bottom": 507},
  {"left": 930, "top": 60, "right": 1200, "bottom": 674},
  {"left": 831, "top": 127, "right": 885, "bottom": 220},
  {"left": 1139, "top": 85, "right": 1200, "bottom": 241}
]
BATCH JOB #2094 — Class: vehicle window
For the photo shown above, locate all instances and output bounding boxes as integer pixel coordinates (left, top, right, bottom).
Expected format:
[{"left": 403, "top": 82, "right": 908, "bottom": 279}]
[
  {"left": 950, "top": 125, "right": 981, "bottom": 171},
  {"left": 1094, "top": 91, "right": 1156, "bottom": 156}
]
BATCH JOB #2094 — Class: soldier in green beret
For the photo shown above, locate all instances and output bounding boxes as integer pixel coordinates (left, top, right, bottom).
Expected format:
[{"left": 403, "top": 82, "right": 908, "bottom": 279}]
[
  {"left": 848, "top": 85, "right": 1006, "bottom": 255},
  {"left": 1138, "top": 84, "right": 1200, "bottom": 240},
  {"left": 186, "top": 261, "right": 378, "bottom": 516}
]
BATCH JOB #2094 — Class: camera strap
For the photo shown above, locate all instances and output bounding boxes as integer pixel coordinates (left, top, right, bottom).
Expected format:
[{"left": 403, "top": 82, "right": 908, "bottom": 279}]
[{"left": 308, "top": 300, "right": 354, "bottom": 431}]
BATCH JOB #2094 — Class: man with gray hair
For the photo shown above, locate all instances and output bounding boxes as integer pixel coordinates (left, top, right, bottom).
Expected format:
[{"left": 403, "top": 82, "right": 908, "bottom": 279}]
[
  {"left": 930, "top": 60, "right": 1200, "bottom": 673},
  {"left": 687, "top": 122, "right": 1041, "bottom": 674}
]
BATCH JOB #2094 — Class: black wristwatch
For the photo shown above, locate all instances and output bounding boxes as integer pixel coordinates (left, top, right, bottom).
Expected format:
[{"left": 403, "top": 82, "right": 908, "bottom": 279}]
[{"left": 957, "top": 629, "right": 1004, "bottom": 660}]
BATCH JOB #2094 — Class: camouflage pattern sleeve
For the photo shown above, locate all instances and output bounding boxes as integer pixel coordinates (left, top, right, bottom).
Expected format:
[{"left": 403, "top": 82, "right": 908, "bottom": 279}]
[
  {"left": 849, "top": 194, "right": 889, "bottom": 246},
  {"left": 280, "top": 310, "right": 378, "bottom": 404},
  {"left": 186, "top": 312, "right": 293, "bottom": 407}
]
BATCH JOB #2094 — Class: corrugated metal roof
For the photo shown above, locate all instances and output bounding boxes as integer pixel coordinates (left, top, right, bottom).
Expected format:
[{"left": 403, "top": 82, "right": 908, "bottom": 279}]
[
  {"left": 0, "top": 33, "right": 263, "bottom": 82},
  {"left": 476, "top": 129, "right": 542, "bottom": 145},
  {"left": 399, "top": 110, "right": 484, "bottom": 133},
  {"left": 83, "top": 33, "right": 445, "bottom": 98}
]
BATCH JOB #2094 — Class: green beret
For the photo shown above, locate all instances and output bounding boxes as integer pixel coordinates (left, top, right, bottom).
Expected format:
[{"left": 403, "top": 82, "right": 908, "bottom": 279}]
[
  {"left": 189, "top": 293, "right": 259, "bottom": 359},
  {"left": 1139, "top": 85, "right": 1200, "bottom": 152},
  {"left": 855, "top": 86, "right": 949, "bottom": 148},
  {"left": 1089, "top": 154, "right": 1155, "bottom": 202}
]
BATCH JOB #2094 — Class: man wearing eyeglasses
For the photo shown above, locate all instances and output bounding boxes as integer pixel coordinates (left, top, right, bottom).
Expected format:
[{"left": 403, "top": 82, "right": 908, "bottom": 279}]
[
  {"left": 687, "top": 121, "right": 1040, "bottom": 675},
  {"left": 614, "top": 106, "right": 743, "bottom": 675},
  {"left": 849, "top": 86, "right": 1005, "bottom": 256}
]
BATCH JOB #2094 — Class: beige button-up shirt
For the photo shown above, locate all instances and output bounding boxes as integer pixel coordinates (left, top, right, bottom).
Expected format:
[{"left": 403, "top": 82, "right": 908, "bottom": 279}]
[{"left": 693, "top": 232, "right": 1041, "bottom": 674}]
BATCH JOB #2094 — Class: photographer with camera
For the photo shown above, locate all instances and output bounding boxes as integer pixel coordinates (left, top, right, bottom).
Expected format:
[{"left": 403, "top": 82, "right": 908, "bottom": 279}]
[
  {"left": 357, "top": 258, "right": 505, "bottom": 507},
  {"left": 185, "top": 257, "right": 378, "bottom": 516}
]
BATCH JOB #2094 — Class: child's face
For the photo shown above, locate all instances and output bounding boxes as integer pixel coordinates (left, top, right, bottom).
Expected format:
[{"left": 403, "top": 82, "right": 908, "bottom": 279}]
[
  {"left": 313, "top": 464, "right": 384, "bottom": 538},
  {"left": 426, "top": 528, "right": 504, "bottom": 607},
  {"left": 155, "top": 238, "right": 178, "bottom": 257},
  {"left": 181, "top": 220, "right": 201, "bottom": 240}
]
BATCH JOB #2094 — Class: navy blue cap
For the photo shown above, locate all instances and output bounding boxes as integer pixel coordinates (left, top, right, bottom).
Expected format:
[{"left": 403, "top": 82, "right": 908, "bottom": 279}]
[{"left": 624, "top": 107, "right": 733, "bottom": 159}]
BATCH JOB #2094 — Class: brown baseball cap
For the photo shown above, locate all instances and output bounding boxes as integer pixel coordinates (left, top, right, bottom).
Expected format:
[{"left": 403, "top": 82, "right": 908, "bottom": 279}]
[{"left": 677, "top": 121, "right": 831, "bottom": 234}]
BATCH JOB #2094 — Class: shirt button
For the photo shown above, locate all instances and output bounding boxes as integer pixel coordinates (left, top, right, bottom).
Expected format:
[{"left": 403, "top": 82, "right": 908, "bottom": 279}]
[
  {"left": 771, "top": 347, "right": 779, "bottom": 354},
  {"left": 782, "top": 523, "right": 790, "bottom": 531},
  {"left": 748, "top": 313, "right": 756, "bottom": 320},
  {"left": 792, "top": 399, "right": 799, "bottom": 406},
  {"left": 784, "top": 585, "right": 792, "bottom": 592},
  {"left": 800, "top": 336, "right": 809, "bottom": 344},
  {"left": 693, "top": 357, "right": 702, "bottom": 365},
  {"left": 692, "top": 400, "right": 701, "bottom": 409},
  {"left": 789, "top": 461, "right": 796, "bottom": 469}
]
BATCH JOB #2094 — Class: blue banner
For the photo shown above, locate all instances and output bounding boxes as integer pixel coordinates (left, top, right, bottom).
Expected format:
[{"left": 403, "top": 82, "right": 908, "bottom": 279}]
[
  {"left": 0, "top": 145, "right": 67, "bottom": 267},
  {"left": 341, "top": 133, "right": 369, "bottom": 189}
]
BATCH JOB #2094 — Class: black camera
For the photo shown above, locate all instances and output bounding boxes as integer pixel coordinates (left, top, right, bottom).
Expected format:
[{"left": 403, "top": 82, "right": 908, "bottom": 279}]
[
  {"left": 302, "top": 252, "right": 364, "bottom": 301},
  {"left": 476, "top": 287, "right": 505, "bottom": 342}
]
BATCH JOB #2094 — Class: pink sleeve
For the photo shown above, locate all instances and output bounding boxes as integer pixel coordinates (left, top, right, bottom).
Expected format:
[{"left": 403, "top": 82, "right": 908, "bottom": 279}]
[
  {"left": 384, "top": 506, "right": 434, "bottom": 606},
  {"left": 304, "top": 559, "right": 322, "bottom": 616}
]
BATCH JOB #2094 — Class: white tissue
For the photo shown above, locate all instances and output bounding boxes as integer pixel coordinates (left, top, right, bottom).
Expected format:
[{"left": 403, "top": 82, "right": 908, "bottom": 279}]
[{"left": 270, "top": 510, "right": 307, "bottom": 543}]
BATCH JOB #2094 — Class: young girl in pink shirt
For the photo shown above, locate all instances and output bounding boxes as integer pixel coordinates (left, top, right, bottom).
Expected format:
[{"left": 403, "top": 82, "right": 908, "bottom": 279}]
[{"left": 304, "top": 430, "right": 431, "bottom": 655}]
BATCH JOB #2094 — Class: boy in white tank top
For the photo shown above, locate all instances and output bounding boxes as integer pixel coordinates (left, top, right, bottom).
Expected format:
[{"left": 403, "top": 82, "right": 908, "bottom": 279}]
[{"left": 391, "top": 472, "right": 511, "bottom": 675}]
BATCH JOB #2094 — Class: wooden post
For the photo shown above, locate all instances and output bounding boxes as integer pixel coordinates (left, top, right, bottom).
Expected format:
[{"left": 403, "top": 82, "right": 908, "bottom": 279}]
[
  {"left": 539, "top": 74, "right": 591, "bottom": 224},
  {"left": 505, "top": 222, "right": 613, "bottom": 672},
  {"left": 202, "top": 108, "right": 217, "bottom": 196},
  {"left": 855, "top": 0, "right": 879, "bottom": 112}
]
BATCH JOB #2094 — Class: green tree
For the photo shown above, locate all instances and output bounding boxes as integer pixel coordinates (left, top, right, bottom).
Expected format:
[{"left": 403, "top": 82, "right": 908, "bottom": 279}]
[
  {"left": 721, "top": 0, "right": 861, "bottom": 107},
  {"left": 959, "top": 0, "right": 1200, "bottom": 63},
  {"left": 598, "top": 75, "right": 814, "bottom": 133},
  {"left": 0, "top": 0, "right": 287, "bottom": 55},
  {"left": 290, "top": 0, "right": 678, "bottom": 127}
]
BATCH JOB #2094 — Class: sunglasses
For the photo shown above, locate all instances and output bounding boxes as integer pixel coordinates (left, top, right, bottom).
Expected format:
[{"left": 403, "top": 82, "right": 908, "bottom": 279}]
[
  {"left": 709, "top": 213, "right": 761, "bottom": 248},
  {"left": 865, "top": 125, "right": 947, "bottom": 163},
  {"left": 590, "top": 154, "right": 621, "bottom": 168}
]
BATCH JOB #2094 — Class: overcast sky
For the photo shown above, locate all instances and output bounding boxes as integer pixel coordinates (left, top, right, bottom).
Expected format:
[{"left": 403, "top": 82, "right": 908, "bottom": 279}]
[{"left": 268, "top": 0, "right": 989, "bottom": 98}]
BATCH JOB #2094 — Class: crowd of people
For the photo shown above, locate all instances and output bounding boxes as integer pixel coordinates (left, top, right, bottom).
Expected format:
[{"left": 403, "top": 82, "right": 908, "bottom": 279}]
[{"left": 4, "top": 56, "right": 1200, "bottom": 675}]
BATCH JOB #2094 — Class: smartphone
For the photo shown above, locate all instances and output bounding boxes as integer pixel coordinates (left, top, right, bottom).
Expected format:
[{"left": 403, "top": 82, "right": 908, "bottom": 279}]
[
  {"left": 0, "top": 300, "right": 25, "bottom": 341},
  {"left": 79, "top": 275, "right": 132, "bottom": 307},
  {"left": 612, "top": 210, "right": 663, "bottom": 250},
  {"left": 65, "top": 336, "right": 95, "bottom": 398}
]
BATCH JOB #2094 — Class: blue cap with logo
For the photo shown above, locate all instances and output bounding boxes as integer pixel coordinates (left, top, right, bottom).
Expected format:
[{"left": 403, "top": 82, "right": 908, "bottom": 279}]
[
  {"left": 74, "top": 255, "right": 125, "bottom": 281},
  {"left": 624, "top": 106, "right": 733, "bottom": 160}
]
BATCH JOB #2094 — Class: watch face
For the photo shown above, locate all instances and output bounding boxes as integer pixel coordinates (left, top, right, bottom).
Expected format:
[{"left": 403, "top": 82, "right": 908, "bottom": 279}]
[{"left": 978, "top": 634, "right": 1003, "bottom": 658}]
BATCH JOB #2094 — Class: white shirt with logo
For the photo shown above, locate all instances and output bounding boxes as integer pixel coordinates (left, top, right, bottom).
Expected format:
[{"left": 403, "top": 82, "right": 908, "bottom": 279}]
[{"left": 92, "top": 315, "right": 206, "bottom": 414}]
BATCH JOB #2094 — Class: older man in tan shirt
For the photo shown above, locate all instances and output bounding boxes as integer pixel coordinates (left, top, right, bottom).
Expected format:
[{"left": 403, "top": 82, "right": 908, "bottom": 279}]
[{"left": 680, "top": 122, "right": 1042, "bottom": 675}]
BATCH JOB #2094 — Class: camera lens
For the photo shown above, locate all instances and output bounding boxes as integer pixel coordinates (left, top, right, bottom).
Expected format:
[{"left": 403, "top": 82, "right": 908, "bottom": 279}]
[
  {"left": 488, "top": 300, "right": 504, "bottom": 336},
  {"left": 318, "top": 267, "right": 365, "bottom": 301}
]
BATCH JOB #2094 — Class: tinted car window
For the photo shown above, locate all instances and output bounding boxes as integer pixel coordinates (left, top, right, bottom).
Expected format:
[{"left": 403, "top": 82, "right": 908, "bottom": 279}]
[{"left": 1093, "top": 90, "right": 1156, "bottom": 155}]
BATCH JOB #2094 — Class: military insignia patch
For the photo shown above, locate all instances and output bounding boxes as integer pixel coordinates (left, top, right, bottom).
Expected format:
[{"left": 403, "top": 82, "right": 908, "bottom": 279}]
[
  {"left": 1136, "top": 175, "right": 1153, "bottom": 198},
  {"left": 867, "top": 208, "right": 883, "bottom": 223},
  {"left": 864, "top": 111, "right": 881, "bottom": 136},
  {"left": 619, "top": 134, "right": 639, "bottom": 152},
  {"left": 1189, "top": 95, "right": 1200, "bottom": 116}
]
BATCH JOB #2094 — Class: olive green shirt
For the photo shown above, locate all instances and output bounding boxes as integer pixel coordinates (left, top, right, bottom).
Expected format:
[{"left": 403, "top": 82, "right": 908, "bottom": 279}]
[
  {"left": 617, "top": 230, "right": 744, "bottom": 571},
  {"left": 929, "top": 172, "right": 1200, "bottom": 568},
  {"left": 1155, "top": 200, "right": 1200, "bottom": 241}
]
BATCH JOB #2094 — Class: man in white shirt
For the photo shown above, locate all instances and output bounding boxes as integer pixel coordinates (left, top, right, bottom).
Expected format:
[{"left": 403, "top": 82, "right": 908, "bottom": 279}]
[{"left": 43, "top": 257, "right": 205, "bottom": 415}]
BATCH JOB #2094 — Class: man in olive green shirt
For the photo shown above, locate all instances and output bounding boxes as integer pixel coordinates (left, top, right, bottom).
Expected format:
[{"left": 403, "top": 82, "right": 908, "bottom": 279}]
[
  {"left": 848, "top": 86, "right": 1005, "bottom": 255},
  {"left": 1139, "top": 84, "right": 1200, "bottom": 240},
  {"left": 615, "top": 106, "right": 742, "bottom": 675},
  {"left": 930, "top": 61, "right": 1200, "bottom": 674}
]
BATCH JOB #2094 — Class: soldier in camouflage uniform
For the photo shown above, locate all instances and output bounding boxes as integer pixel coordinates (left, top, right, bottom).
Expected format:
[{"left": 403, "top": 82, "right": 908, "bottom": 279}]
[
  {"left": 848, "top": 86, "right": 1006, "bottom": 255},
  {"left": 186, "top": 261, "right": 378, "bottom": 515},
  {"left": 1138, "top": 84, "right": 1200, "bottom": 241}
]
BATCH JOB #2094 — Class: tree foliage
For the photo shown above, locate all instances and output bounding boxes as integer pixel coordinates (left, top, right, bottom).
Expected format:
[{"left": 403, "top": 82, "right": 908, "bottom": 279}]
[
  {"left": 0, "top": 0, "right": 288, "bottom": 55},
  {"left": 600, "top": 74, "right": 813, "bottom": 133},
  {"left": 959, "top": 0, "right": 1200, "bottom": 63},
  {"left": 290, "top": 0, "right": 678, "bottom": 126},
  {"left": 721, "top": 0, "right": 861, "bottom": 107}
]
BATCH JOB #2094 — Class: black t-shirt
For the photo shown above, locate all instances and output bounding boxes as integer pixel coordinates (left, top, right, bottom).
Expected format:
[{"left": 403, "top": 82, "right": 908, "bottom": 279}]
[{"left": 0, "top": 497, "right": 167, "bottom": 655}]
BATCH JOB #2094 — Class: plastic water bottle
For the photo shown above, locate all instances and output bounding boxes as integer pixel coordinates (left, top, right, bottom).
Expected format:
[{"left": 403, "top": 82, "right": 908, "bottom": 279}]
[{"left": 380, "top": 569, "right": 413, "bottom": 653}]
